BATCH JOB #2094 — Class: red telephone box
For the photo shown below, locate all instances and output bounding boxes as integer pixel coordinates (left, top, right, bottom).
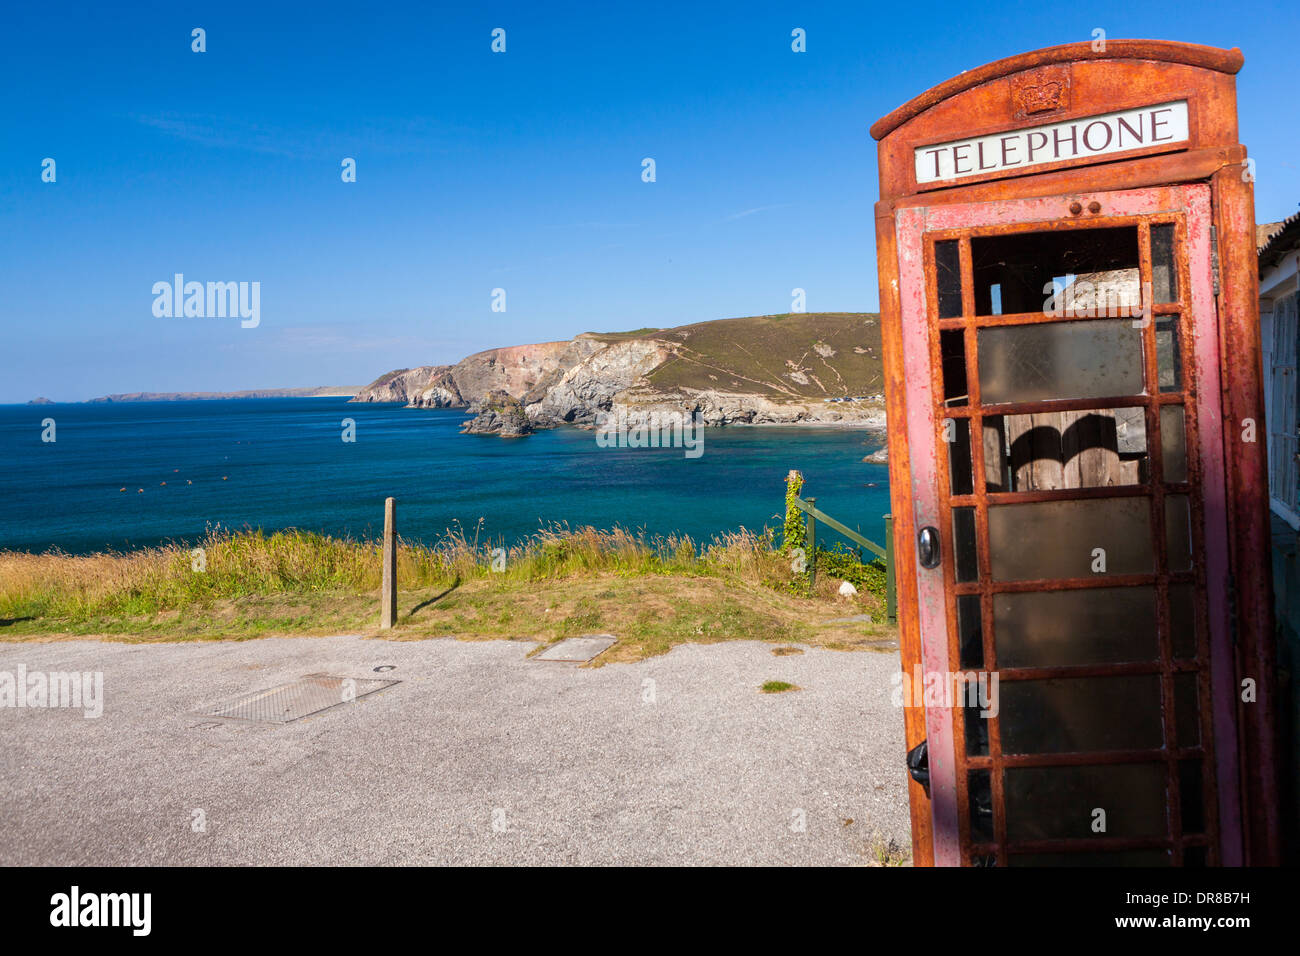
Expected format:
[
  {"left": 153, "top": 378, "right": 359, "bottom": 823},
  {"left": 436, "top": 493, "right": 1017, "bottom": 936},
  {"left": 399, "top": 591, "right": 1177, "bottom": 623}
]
[{"left": 871, "top": 40, "right": 1280, "bottom": 866}]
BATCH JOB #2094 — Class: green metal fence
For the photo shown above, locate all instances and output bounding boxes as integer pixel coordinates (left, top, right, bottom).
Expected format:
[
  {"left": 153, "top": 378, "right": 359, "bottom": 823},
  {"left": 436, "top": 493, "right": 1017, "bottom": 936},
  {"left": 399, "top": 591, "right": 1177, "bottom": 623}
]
[{"left": 790, "top": 495, "right": 897, "bottom": 624}]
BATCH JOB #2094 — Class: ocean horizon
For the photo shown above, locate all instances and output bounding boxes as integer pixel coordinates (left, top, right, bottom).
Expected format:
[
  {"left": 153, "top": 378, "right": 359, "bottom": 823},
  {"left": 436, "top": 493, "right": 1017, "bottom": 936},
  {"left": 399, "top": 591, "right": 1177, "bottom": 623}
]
[{"left": 1, "top": 398, "right": 890, "bottom": 555}]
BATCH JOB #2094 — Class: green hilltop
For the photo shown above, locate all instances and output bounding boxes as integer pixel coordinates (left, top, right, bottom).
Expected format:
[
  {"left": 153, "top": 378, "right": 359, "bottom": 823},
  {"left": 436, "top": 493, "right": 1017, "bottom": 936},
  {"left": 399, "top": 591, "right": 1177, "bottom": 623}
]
[{"left": 599, "top": 312, "right": 884, "bottom": 401}]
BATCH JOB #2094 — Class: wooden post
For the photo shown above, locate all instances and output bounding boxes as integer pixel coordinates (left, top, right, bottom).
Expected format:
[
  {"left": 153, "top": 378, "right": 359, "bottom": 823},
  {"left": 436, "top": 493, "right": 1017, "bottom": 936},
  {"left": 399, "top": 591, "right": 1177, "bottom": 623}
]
[
  {"left": 380, "top": 497, "right": 397, "bottom": 629},
  {"left": 885, "top": 513, "right": 897, "bottom": 624},
  {"left": 806, "top": 496, "right": 817, "bottom": 588}
]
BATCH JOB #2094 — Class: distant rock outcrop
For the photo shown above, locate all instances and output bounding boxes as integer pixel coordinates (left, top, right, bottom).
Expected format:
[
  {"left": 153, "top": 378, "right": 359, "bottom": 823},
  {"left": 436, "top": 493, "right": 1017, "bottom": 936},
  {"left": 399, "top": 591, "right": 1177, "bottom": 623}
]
[
  {"left": 352, "top": 313, "right": 888, "bottom": 437},
  {"left": 27, "top": 397, "right": 54, "bottom": 405},
  {"left": 460, "top": 390, "right": 533, "bottom": 437}
]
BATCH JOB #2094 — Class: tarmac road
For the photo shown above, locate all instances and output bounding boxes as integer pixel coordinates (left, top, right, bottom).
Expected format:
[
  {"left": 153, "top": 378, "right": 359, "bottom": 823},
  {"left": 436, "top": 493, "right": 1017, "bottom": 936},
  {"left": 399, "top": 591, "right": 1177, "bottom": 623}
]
[{"left": 0, "top": 636, "right": 910, "bottom": 866}]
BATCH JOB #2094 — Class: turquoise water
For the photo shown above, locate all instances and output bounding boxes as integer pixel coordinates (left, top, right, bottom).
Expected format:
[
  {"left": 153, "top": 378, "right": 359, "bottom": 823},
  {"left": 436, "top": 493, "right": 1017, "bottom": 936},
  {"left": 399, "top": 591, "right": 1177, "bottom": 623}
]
[{"left": 0, "top": 399, "right": 890, "bottom": 554}]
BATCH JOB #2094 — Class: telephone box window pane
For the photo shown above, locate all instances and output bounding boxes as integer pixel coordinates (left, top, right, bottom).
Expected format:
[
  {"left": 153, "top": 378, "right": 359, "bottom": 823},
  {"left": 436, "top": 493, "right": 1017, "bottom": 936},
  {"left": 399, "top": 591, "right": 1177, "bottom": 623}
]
[
  {"left": 1175, "top": 672, "right": 1201, "bottom": 748},
  {"left": 940, "top": 329, "right": 969, "bottom": 406},
  {"left": 1168, "top": 583, "right": 1200, "bottom": 659},
  {"left": 1008, "top": 849, "right": 1172, "bottom": 867},
  {"left": 1004, "top": 763, "right": 1168, "bottom": 841},
  {"left": 985, "top": 407, "right": 1148, "bottom": 490},
  {"left": 977, "top": 319, "right": 1145, "bottom": 405},
  {"left": 1165, "top": 494, "right": 1193, "bottom": 572},
  {"left": 1160, "top": 405, "right": 1188, "bottom": 482},
  {"left": 1180, "top": 760, "right": 1205, "bottom": 834},
  {"left": 1155, "top": 317, "right": 1182, "bottom": 392},
  {"left": 965, "top": 702, "right": 990, "bottom": 757},
  {"left": 957, "top": 593, "right": 983, "bottom": 668},
  {"left": 988, "top": 497, "right": 1154, "bottom": 581},
  {"left": 953, "top": 507, "right": 978, "bottom": 582},
  {"left": 947, "top": 417, "right": 974, "bottom": 495},
  {"left": 994, "top": 586, "right": 1158, "bottom": 667},
  {"left": 971, "top": 226, "right": 1140, "bottom": 316},
  {"left": 968, "top": 770, "right": 994, "bottom": 841},
  {"left": 983, "top": 417, "right": 1009, "bottom": 491},
  {"left": 1151, "top": 223, "right": 1179, "bottom": 304},
  {"left": 1000, "top": 675, "right": 1163, "bottom": 754},
  {"left": 935, "top": 239, "right": 963, "bottom": 319}
]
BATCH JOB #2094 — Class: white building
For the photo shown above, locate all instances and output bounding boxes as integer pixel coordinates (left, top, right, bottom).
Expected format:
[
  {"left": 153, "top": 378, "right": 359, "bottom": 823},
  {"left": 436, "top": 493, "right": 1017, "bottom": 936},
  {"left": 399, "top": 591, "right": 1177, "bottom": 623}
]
[{"left": 1260, "top": 214, "right": 1300, "bottom": 527}]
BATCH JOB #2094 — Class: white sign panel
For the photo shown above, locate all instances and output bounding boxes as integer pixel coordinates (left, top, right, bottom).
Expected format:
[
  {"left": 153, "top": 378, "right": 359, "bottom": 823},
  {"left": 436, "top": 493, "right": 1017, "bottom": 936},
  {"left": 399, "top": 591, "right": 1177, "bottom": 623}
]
[{"left": 914, "top": 100, "right": 1189, "bottom": 185}]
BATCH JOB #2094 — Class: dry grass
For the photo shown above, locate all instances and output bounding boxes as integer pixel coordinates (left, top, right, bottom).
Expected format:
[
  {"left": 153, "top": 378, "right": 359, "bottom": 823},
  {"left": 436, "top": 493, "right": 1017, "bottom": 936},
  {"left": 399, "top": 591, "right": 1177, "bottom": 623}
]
[
  {"left": 865, "top": 834, "right": 913, "bottom": 867},
  {"left": 0, "top": 525, "right": 897, "bottom": 660}
]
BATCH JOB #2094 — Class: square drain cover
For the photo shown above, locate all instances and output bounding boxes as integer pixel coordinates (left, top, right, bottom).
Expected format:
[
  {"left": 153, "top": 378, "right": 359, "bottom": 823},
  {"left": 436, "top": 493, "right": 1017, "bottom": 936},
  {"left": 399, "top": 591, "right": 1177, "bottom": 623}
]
[
  {"left": 196, "top": 674, "right": 398, "bottom": 723},
  {"left": 534, "top": 635, "right": 616, "bottom": 663}
]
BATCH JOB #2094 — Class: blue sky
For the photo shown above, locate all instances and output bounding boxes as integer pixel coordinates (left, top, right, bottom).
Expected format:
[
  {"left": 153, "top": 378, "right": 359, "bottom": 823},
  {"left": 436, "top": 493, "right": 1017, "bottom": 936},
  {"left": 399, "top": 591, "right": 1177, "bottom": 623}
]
[{"left": 3, "top": 0, "right": 1297, "bottom": 402}]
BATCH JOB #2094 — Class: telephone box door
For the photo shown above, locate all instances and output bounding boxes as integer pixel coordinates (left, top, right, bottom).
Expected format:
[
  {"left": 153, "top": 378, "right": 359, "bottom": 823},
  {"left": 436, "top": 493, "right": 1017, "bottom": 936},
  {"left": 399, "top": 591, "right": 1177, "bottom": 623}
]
[{"left": 896, "top": 183, "right": 1240, "bottom": 866}]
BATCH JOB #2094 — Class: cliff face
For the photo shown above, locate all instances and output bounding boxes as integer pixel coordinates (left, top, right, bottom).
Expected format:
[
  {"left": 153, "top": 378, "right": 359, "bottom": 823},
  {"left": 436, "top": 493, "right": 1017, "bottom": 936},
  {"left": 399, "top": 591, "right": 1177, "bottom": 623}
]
[
  {"left": 349, "top": 367, "right": 448, "bottom": 404},
  {"left": 533, "top": 339, "right": 673, "bottom": 424},
  {"left": 352, "top": 313, "right": 887, "bottom": 435}
]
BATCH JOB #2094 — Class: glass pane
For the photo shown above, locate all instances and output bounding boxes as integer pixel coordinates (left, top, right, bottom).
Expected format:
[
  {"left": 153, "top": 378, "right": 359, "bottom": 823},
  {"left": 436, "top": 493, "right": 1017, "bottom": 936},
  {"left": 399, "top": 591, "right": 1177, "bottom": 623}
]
[
  {"left": 1004, "top": 763, "right": 1168, "bottom": 841},
  {"left": 1165, "top": 494, "right": 1192, "bottom": 572},
  {"left": 947, "top": 418, "right": 973, "bottom": 495},
  {"left": 1160, "top": 405, "right": 1187, "bottom": 482},
  {"left": 1155, "top": 317, "right": 1182, "bottom": 392},
  {"left": 986, "top": 407, "right": 1148, "bottom": 490},
  {"left": 953, "top": 507, "right": 978, "bottom": 582},
  {"left": 1180, "top": 760, "right": 1205, "bottom": 834},
  {"left": 1175, "top": 672, "right": 1201, "bottom": 748},
  {"left": 935, "top": 239, "right": 963, "bottom": 319},
  {"left": 972, "top": 226, "right": 1140, "bottom": 317},
  {"left": 1169, "top": 583, "right": 1200, "bottom": 659},
  {"left": 988, "top": 497, "right": 1154, "bottom": 581},
  {"left": 1185, "top": 846, "right": 1208, "bottom": 867},
  {"left": 1151, "top": 223, "right": 1179, "bottom": 304},
  {"left": 957, "top": 593, "right": 983, "bottom": 668},
  {"left": 1009, "top": 849, "right": 1172, "bottom": 867},
  {"left": 994, "top": 586, "right": 1159, "bottom": 667},
  {"left": 940, "top": 329, "right": 968, "bottom": 407},
  {"left": 968, "top": 770, "right": 994, "bottom": 840},
  {"left": 1000, "top": 675, "right": 1164, "bottom": 754},
  {"left": 965, "top": 702, "right": 990, "bottom": 757},
  {"left": 982, "top": 417, "right": 1009, "bottom": 492},
  {"left": 978, "top": 319, "right": 1146, "bottom": 405}
]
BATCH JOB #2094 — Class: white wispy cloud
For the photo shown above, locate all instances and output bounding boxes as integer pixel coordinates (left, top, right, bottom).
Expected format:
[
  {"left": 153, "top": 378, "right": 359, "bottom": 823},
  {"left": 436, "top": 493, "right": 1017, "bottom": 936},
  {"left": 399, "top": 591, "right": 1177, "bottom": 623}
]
[{"left": 721, "top": 203, "right": 794, "bottom": 222}]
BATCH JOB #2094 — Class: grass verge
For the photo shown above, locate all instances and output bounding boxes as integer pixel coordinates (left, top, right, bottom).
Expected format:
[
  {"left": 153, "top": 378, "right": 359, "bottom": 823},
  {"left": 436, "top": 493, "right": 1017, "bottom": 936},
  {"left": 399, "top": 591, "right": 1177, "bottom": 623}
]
[{"left": 0, "top": 524, "right": 897, "bottom": 661}]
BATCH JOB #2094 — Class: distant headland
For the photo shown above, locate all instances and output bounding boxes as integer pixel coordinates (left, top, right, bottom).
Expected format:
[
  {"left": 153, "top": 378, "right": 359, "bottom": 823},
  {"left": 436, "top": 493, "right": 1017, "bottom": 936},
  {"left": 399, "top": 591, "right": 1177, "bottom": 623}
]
[
  {"left": 352, "top": 312, "right": 888, "bottom": 437},
  {"left": 83, "top": 386, "right": 360, "bottom": 403}
]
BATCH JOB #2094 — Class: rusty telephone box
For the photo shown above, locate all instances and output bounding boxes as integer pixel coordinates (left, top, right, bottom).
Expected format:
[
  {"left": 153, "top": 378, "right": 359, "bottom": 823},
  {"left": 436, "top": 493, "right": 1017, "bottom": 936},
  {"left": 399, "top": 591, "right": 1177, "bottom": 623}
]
[{"left": 872, "top": 40, "right": 1280, "bottom": 866}]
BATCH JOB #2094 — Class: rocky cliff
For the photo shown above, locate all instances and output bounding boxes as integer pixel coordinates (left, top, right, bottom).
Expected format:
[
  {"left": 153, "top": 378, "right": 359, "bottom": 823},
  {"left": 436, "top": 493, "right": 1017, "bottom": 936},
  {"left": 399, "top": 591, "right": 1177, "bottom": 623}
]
[{"left": 352, "top": 312, "right": 887, "bottom": 435}]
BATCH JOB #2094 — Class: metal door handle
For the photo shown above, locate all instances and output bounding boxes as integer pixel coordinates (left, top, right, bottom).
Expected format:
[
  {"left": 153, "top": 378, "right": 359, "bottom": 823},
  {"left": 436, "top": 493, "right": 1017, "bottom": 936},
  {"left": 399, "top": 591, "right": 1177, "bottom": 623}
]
[
  {"left": 907, "top": 739, "right": 930, "bottom": 794},
  {"left": 918, "top": 526, "right": 941, "bottom": 569}
]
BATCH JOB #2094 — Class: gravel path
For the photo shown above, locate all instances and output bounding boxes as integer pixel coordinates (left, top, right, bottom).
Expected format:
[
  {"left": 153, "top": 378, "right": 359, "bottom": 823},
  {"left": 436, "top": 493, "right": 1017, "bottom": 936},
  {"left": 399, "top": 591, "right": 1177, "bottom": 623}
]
[{"left": 0, "top": 636, "right": 910, "bottom": 865}]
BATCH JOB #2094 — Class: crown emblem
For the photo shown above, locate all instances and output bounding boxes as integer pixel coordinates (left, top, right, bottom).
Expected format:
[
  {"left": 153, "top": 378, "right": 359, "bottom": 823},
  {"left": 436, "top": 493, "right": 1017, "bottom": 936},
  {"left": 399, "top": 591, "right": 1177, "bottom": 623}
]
[{"left": 1011, "top": 66, "right": 1071, "bottom": 119}]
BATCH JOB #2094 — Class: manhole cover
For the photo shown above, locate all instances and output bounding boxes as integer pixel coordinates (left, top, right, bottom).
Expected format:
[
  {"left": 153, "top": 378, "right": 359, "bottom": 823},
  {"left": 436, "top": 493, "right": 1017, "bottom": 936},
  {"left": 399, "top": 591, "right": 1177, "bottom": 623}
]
[
  {"left": 534, "top": 635, "right": 617, "bottom": 663},
  {"left": 195, "top": 674, "right": 399, "bottom": 723}
]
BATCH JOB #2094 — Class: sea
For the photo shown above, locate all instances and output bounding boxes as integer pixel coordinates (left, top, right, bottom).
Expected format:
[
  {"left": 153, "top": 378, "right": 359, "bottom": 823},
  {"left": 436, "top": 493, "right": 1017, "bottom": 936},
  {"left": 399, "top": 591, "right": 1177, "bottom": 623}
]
[{"left": 0, "top": 398, "right": 891, "bottom": 555}]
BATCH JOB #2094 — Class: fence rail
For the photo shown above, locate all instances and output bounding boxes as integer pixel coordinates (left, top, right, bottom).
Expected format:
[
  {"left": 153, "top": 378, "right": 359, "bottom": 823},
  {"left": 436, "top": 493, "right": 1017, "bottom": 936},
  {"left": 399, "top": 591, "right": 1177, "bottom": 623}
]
[{"left": 790, "top": 494, "right": 897, "bottom": 625}]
